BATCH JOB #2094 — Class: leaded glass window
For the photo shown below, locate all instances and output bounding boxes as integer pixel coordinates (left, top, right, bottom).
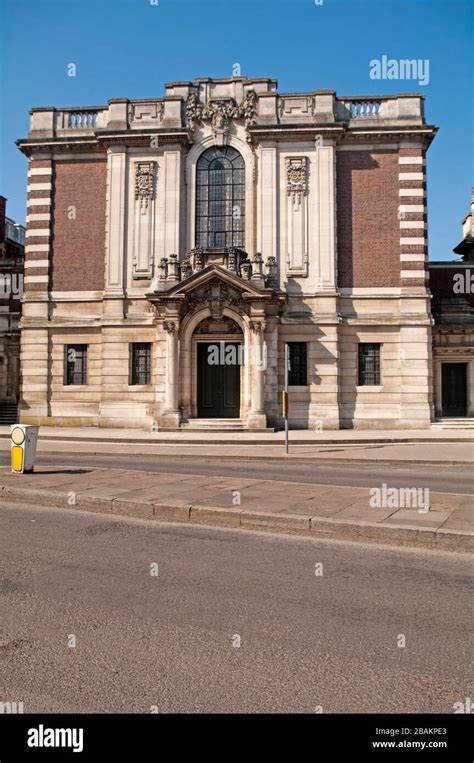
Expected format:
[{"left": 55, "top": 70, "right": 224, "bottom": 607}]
[
  {"left": 131, "top": 343, "right": 151, "bottom": 385},
  {"left": 358, "top": 343, "right": 381, "bottom": 386},
  {"left": 195, "top": 146, "right": 245, "bottom": 248}
]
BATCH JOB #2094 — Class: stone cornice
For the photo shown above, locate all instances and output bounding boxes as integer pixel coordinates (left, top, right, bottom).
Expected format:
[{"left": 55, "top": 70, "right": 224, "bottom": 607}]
[
  {"left": 342, "top": 125, "right": 437, "bottom": 147},
  {"left": 340, "top": 315, "right": 432, "bottom": 326},
  {"left": 16, "top": 137, "right": 104, "bottom": 157},
  {"left": 96, "top": 130, "right": 191, "bottom": 148},
  {"left": 249, "top": 125, "right": 344, "bottom": 144},
  {"left": 16, "top": 131, "right": 192, "bottom": 156},
  {"left": 17, "top": 124, "right": 436, "bottom": 155}
]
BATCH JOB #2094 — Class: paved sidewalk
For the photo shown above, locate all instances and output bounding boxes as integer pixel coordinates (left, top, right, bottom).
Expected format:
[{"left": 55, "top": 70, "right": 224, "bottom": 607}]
[
  {"left": 1, "top": 425, "right": 473, "bottom": 444},
  {"left": 0, "top": 465, "right": 471, "bottom": 551},
  {"left": 9, "top": 440, "right": 474, "bottom": 463},
  {"left": 1, "top": 427, "right": 473, "bottom": 463}
]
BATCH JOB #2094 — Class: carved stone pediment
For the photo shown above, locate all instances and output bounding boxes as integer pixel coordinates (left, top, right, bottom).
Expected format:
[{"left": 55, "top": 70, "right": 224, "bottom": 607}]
[
  {"left": 194, "top": 315, "right": 243, "bottom": 334},
  {"left": 146, "top": 262, "right": 281, "bottom": 323},
  {"left": 186, "top": 279, "right": 246, "bottom": 318}
]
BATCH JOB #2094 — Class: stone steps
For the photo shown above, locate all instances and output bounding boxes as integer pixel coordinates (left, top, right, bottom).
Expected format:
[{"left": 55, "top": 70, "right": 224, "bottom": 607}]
[
  {"left": 0, "top": 404, "right": 18, "bottom": 425},
  {"left": 431, "top": 419, "right": 474, "bottom": 429},
  {"left": 178, "top": 419, "right": 276, "bottom": 432}
]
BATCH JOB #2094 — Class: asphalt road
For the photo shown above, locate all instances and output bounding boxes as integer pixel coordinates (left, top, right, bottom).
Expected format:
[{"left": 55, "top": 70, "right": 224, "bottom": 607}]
[
  {"left": 0, "top": 451, "right": 472, "bottom": 494},
  {"left": 0, "top": 501, "right": 471, "bottom": 713}
]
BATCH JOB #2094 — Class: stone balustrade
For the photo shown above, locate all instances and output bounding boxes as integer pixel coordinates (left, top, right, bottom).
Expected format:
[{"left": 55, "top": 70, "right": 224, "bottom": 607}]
[
  {"left": 336, "top": 94, "right": 424, "bottom": 124},
  {"left": 54, "top": 107, "right": 108, "bottom": 132},
  {"left": 26, "top": 85, "right": 426, "bottom": 139}
]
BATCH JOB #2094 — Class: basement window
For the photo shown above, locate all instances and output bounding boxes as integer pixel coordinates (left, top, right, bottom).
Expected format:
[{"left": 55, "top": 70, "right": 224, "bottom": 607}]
[
  {"left": 65, "top": 344, "right": 87, "bottom": 385},
  {"left": 288, "top": 342, "right": 308, "bottom": 386},
  {"left": 131, "top": 343, "right": 151, "bottom": 385},
  {"left": 358, "top": 343, "right": 381, "bottom": 386}
]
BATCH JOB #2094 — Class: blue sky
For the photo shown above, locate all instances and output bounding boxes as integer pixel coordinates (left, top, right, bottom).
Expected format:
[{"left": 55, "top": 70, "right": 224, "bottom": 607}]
[{"left": 1, "top": 0, "right": 472, "bottom": 260}]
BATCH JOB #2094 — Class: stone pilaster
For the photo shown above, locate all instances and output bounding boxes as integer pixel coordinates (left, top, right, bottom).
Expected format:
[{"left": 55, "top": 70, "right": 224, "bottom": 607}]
[
  {"left": 105, "top": 146, "right": 127, "bottom": 311},
  {"left": 247, "top": 319, "right": 267, "bottom": 429},
  {"left": 159, "top": 319, "right": 180, "bottom": 427},
  {"left": 314, "top": 143, "right": 337, "bottom": 292},
  {"left": 264, "top": 317, "right": 279, "bottom": 427}
]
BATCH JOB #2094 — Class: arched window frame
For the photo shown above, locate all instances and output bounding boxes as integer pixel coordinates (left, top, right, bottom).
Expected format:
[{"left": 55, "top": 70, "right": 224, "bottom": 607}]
[{"left": 195, "top": 146, "right": 245, "bottom": 249}]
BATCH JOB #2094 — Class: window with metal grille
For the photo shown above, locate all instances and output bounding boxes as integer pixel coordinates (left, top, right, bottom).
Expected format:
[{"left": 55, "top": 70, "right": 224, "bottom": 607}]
[
  {"left": 195, "top": 146, "right": 245, "bottom": 249},
  {"left": 358, "top": 343, "right": 381, "bottom": 386},
  {"left": 65, "top": 344, "right": 87, "bottom": 385},
  {"left": 131, "top": 343, "right": 151, "bottom": 385},
  {"left": 288, "top": 342, "right": 308, "bottom": 386}
]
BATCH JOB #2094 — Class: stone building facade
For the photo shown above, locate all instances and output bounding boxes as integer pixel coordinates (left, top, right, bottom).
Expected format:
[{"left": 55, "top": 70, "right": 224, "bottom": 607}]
[{"left": 17, "top": 76, "right": 440, "bottom": 429}]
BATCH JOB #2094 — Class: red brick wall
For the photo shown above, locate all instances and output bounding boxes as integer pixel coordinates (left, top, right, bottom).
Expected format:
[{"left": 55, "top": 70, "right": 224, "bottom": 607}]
[
  {"left": 336, "top": 150, "right": 400, "bottom": 287},
  {"left": 51, "top": 159, "right": 107, "bottom": 291}
]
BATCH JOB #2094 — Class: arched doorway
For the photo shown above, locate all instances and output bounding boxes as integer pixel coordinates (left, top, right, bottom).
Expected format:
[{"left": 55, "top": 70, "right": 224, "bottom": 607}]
[{"left": 193, "top": 315, "right": 243, "bottom": 418}]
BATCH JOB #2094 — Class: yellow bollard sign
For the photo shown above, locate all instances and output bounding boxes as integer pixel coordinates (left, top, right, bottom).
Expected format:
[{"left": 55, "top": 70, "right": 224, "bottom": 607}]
[
  {"left": 282, "top": 391, "right": 289, "bottom": 417},
  {"left": 11, "top": 425, "right": 39, "bottom": 474}
]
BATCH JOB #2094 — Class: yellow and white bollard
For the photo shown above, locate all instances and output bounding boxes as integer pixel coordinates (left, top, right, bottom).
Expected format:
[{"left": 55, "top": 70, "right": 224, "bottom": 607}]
[{"left": 11, "top": 424, "right": 39, "bottom": 474}]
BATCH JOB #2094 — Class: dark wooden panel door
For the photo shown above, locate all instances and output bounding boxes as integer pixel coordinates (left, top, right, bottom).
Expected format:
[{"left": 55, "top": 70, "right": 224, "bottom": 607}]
[
  {"left": 442, "top": 363, "right": 467, "bottom": 417},
  {"left": 197, "top": 343, "right": 240, "bottom": 418}
]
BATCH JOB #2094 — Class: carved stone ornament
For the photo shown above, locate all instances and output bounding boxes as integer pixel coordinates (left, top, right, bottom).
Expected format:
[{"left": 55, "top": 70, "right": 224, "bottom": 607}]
[
  {"left": 194, "top": 316, "right": 242, "bottom": 335},
  {"left": 286, "top": 157, "right": 308, "bottom": 204},
  {"left": 277, "top": 97, "right": 284, "bottom": 122},
  {"left": 186, "top": 90, "right": 258, "bottom": 143},
  {"left": 128, "top": 100, "right": 164, "bottom": 125},
  {"left": 163, "top": 320, "right": 177, "bottom": 335},
  {"left": 135, "top": 162, "right": 155, "bottom": 210},
  {"left": 249, "top": 319, "right": 265, "bottom": 336},
  {"left": 186, "top": 281, "right": 244, "bottom": 316}
]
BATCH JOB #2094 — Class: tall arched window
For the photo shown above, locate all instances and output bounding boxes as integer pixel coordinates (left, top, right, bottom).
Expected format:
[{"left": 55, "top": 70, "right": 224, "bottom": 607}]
[{"left": 195, "top": 146, "right": 245, "bottom": 249}]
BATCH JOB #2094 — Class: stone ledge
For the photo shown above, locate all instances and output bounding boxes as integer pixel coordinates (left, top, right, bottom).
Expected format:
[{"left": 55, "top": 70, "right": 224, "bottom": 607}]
[
  {"left": 240, "top": 511, "right": 311, "bottom": 532},
  {"left": 112, "top": 498, "right": 154, "bottom": 519},
  {"left": 75, "top": 494, "right": 114, "bottom": 512},
  {"left": 153, "top": 502, "right": 191, "bottom": 523},
  {"left": 190, "top": 505, "right": 241, "bottom": 528},
  {"left": 3, "top": 486, "right": 68, "bottom": 509}
]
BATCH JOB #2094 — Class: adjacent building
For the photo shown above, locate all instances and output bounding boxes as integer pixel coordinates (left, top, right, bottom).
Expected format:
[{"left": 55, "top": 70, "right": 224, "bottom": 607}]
[
  {"left": 429, "top": 190, "right": 474, "bottom": 419},
  {"left": 0, "top": 197, "right": 24, "bottom": 423},
  {"left": 16, "top": 76, "right": 442, "bottom": 429}
]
